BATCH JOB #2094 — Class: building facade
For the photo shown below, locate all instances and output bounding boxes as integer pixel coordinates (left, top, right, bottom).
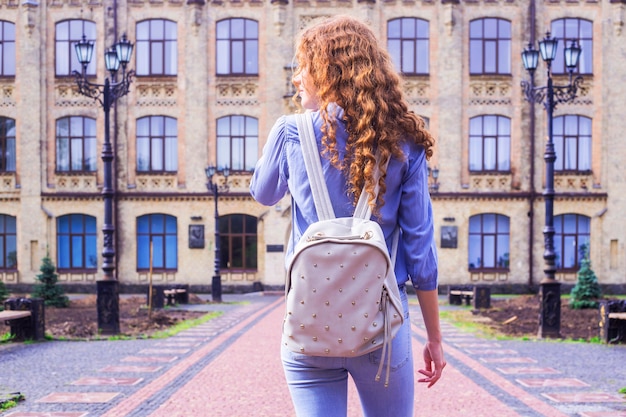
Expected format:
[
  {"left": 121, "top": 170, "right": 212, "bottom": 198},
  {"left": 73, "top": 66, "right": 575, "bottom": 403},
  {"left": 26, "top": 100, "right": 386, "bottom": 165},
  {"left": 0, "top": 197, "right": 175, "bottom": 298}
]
[{"left": 0, "top": 0, "right": 624, "bottom": 293}]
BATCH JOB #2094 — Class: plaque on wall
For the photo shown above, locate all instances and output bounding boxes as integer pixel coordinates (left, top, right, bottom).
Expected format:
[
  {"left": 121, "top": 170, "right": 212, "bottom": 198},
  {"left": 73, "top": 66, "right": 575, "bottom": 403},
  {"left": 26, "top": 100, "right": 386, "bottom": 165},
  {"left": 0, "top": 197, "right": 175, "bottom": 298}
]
[
  {"left": 266, "top": 244, "right": 284, "bottom": 253},
  {"left": 189, "top": 225, "right": 205, "bottom": 249},
  {"left": 440, "top": 226, "right": 458, "bottom": 249}
]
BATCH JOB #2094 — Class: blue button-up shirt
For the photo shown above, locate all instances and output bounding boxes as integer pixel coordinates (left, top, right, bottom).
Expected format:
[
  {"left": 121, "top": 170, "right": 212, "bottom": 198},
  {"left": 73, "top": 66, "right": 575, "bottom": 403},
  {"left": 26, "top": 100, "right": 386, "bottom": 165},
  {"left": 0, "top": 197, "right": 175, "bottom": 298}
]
[{"left": 250, "top": 110, "right": 438, "bottom": 291}]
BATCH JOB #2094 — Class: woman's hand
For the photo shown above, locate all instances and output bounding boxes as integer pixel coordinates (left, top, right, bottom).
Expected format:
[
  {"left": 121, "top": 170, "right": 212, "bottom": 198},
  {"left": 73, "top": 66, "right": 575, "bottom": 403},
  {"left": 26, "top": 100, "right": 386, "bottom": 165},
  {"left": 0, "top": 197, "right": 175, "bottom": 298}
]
[{"left": 418, "top": 340, "right": 446, "bottom": 388}]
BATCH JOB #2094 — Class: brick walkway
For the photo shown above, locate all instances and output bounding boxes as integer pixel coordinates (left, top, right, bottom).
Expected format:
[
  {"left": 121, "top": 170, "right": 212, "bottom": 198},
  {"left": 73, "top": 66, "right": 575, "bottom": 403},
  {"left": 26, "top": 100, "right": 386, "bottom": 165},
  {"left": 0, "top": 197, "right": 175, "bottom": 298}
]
[{"left": 2, "top": 293, "right": 626, "bottom": 417}]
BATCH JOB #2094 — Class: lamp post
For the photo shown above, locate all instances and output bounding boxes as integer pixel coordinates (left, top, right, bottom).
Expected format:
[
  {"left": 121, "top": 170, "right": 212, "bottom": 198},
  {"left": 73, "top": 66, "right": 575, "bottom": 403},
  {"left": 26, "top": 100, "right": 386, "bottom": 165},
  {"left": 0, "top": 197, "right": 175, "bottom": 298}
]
[
  {"left": 73, "top": 34, "right": 134, "bottom": 335},
  {"left": 521, "top": 32, "right": 583, "bottom": 338},
  {"left": 205, "top": 165, "right": 230, "bottom": 303}
]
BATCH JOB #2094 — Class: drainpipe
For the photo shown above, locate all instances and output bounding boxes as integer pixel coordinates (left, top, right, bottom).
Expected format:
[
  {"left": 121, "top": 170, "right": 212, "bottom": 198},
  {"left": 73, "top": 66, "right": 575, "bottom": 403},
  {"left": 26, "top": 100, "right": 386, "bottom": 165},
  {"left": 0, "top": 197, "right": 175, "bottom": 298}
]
[
  {"left": 527, "top": 0, "right": 537, "bottom": 289},
  {"left": 113, "top": 0, "right": 120, "bottom": 277}
]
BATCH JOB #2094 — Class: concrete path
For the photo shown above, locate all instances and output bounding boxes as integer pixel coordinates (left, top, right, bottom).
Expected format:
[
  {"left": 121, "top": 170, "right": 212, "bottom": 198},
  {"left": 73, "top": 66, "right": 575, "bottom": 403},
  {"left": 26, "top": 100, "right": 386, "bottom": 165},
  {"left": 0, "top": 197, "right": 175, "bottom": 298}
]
[{"left": 1, "top": 293, "right": 625, "bottom": 417}]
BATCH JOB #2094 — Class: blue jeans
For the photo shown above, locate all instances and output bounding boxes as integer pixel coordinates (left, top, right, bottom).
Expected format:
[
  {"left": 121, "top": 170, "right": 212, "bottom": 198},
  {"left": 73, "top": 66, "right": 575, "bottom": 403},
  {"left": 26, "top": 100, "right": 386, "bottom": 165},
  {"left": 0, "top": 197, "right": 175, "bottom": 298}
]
[{"left": 281, "top": 288, "right": 414, "bottom": 417}]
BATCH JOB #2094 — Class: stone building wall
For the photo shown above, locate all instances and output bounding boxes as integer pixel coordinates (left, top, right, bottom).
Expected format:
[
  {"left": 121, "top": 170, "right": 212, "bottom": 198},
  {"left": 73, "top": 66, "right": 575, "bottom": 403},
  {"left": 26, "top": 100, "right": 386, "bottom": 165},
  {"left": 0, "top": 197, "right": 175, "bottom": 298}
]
[{"left": 0, "top": 0, "right": 624, "bottom": 292}]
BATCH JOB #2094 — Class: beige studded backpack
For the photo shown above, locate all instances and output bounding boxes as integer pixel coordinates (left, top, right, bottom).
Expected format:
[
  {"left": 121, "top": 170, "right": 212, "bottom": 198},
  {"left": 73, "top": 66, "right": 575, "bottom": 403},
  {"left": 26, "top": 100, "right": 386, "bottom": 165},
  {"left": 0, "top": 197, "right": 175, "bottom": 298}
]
[{"left": 282, "top": 112, "right": 404, "bottom": 386}]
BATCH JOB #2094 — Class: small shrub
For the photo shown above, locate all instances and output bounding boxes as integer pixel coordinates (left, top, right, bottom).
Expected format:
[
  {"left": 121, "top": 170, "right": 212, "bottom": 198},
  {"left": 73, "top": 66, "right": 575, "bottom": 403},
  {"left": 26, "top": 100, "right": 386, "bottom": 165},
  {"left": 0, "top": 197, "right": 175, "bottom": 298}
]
[
  {"left": 0, "top": 280, "right": 8, "bottom": 306},
  {"left": 569, "top": 246, "right": 602, "bottom": 310},
  {"left": 31, "top": 256, "right": 69, "bottom": 308}
]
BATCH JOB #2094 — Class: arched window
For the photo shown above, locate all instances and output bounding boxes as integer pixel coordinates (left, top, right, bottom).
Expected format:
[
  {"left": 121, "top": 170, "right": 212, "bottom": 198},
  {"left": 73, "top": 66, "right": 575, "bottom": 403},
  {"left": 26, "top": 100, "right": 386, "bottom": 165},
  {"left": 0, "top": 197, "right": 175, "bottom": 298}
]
[
  {"left": 216, "top": 18, "right": 258, "bottom": 76},
  {"left": 387, "top": 17, "right": 429, "bottom": 75},
  {"left": 56, "top": 116, "right": 97, "bottom": 172},
  {"left": 136, "top": 19, "right": 178, "bottom": 76},
  {"left": 551, "top": 18, "right": 592, "bottom": 75},
  {"left": 554, "top": 214, "right": 590, "bottom": 271},
  {"left": 137, "top": 214, "right": 178, "bottom": 271},
  {"left": 0, "top": 117, "right": 15, "bottom": 172},
  {"left": 470, "top": 18, "right": 511, "bottom": 75},
  {"left": 57, "top": 214, "right": 97, "bottom": 271},
  {"left": 218, "top": 214, "right": 257, "bottom": 271},
  {"left": 469, "top": 115, "right": 511, "bottom": 172},
  {"left": 469, "top": 213, "right": 510, "bottom": 270},
  {"left": 0, "top": 21, "right": 15, "bottom": 76},
  {"left": 554, "top": 115, "right": 591, "bottom": 172},
  {"left": 55, "top": 20, "right": 96, "bottom": 76},
  {"left": 136, "top": 116, "right": 178, "bottom": 173},
  {"left": 0, "top": 214, "right": 16, "bottom": 270},
  {"left": 217, "top": 115, "right": 258, "bottom": 172}
]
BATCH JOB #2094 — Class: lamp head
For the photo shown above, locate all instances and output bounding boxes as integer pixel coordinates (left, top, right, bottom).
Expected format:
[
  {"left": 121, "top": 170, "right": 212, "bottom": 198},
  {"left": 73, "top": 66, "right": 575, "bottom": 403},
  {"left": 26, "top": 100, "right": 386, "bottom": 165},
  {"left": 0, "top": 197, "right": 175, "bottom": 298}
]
[
  {"left": 539, "top": 31, "right": 558, "bottom": 63},
  {"left": 74, "top": 35, "right": 94, "bottom": 67},
  {"left": 521, "top": 42, "right": 539, "bottom": 73},
  {"left": 564, "top": 39, "right": 582, "bottom": 72}
]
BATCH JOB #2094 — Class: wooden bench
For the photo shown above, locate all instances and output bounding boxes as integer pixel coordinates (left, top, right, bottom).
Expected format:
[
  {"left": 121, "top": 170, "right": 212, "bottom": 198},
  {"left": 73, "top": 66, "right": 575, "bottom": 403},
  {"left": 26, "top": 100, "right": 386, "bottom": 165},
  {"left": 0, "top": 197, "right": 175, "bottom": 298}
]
[
  {"left": 147, "top": 284, "right": 189, "bottom": 309},
  {"left": 448, "top": 285, "right": 491, "bottom": 309},
  {"left": 1, "top": 298, "right": 45, "bottom": 341},
  {"left": 599, "top": 300, "right": 626, "bottom": 344}
]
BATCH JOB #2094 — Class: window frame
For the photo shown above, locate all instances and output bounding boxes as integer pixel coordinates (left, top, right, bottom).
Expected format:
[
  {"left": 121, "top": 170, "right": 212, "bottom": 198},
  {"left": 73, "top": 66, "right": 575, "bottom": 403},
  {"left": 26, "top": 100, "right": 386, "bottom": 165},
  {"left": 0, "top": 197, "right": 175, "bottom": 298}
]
[
  {"left": 135, "top": 19, "right": 178, "bottom": 77},
  {"left": 136, "top": 115, "right": 178, "bottom": 173},
  {"left": 0, "top": 20, "right": 16, "bottom": 77},
  {"left": 0, "top": 117, "right": 16, "bottom": 173},
  {"left": 216, "top": 18, "right": 259, "bottom": 76},
  {"left": 553, "top": 115, "right": 592, "bottom": 173},
  {"left": 387, "top": 17, "right": 430, "bottom": 76},
  {"left": 469, "top": 115, "right": 511, "bottom": 173},
  {"left": 469, "top": 18, "right": 511, "bottom": 75},
  {"left": 216, "top": 115, "right": 258, "bottom": 173},
  {"left": 55, "top": 19, "right": 97, "bottom": 77},
  {"left": 550, "top": 18, "right": 593, "bottom": 75},
  {"left": 136, "top": 214, "right": 178, "bottom": 272},
  {"left": 0, "top": 214, "right": 17, "bottom": 271},
  {"left": 468, "top": 213, "right": 510, "bottom": 272},
  {"left": 55, "top": 116, "right": 97, "bottom": 173},
  {"left": 554, "top": 214, "right": 590, "bottom": 272},
  {"left": 218, "top": 214, "right": 257, "bottom": 272},
  {"left": 56, "top": 214, "right": 98, "bottom": 272}
]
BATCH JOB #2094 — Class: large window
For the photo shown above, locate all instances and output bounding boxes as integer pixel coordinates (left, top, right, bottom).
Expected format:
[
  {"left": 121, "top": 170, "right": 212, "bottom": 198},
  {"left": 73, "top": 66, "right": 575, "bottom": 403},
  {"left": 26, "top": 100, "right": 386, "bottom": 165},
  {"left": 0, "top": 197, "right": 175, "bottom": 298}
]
[
  {"left": 554, "top": 214, "right": 590, "bottom": 271},
  {"left": 551, "top": 18, "right": 592, "bottom": 75},
  {"left": 554, "top": 115, "right": 591, "bottom": 172},
  {"left": 136, "top": 116, "right": 178, "bottom": 173},
  {"left": 217, "top": 115, "right": 258, "bottom": 172},
  {"left": 469, "top": 214, "right": 510, "bottom": 270},
  {"left": 0, "top": 117, "right": 15, "bottom": 172},
  {"left": 137, "top": 214, "right": 178, "bottom": 271},
  {"left": 56, "top": 20, "right": 96, "bottom": 76},
  {"left": 136, "top": 19, "right": 177, "bottom": 76},
  {"left": 0, "top": 214, "right": 16, "bottom": 270},
  {"left": 0, "top": 21, "right": 15, "bottom": 77},
  {"left": 218, "top": 214, "right": 257, "bottom": 271},
  {"left": 387, "top": 17, "right": 429, "bottom": 75},
  {"left": 469, "top": 115, "right": 511, "bottom": 172},
  {"left": 57, "top": 214, "right": 97, "bottom": 271},
  {"left": 470, "top": 18, "right": 511, "bottom": 75},
  {"left": 56, "top": 116, "right": 97, "bottom": 172},
  {"left": 216, "top": 18, "right": 258, "bottom": 76}
]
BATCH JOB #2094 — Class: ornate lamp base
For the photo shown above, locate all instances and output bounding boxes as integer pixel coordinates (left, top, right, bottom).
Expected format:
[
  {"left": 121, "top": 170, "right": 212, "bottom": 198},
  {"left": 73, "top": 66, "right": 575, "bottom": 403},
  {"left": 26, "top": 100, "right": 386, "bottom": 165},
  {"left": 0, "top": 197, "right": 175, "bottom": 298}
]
[
  {"left": 97, "top": 280, "right": 120, "bottom": 335},
  {"left": 538, "top": 280, "right": 561, "bottom": 338}
]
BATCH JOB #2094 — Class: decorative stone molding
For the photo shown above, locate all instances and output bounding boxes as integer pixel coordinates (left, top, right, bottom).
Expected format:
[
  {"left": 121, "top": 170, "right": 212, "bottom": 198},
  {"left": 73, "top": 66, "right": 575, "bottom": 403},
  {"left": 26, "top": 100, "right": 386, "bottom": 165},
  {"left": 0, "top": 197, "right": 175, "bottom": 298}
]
[
  {"left": 0, "top": 174, "right": 17, "bottom": 191},
  {"left": 554, "top": 173, "right": 594, "bottom": 191},
  {"left": 0, "top": 84, "right": 15, "bottom": 107},
  {"left": 0, "top": 271, "right": 19, "bottom": 283},
  {"left": 58, "top": 272, "right": 97, "bottom": 282},
  {"left": 55, "top": 82, "right": 99, "bottom": 108},
  {"left": 556, "top": 272, "right": 577, "bottom": 282},
  {"left": 55, "top": 175, "right": 98, "bottom": 192},
  {"left": 137, "top": 272, "right": 176, "bottom": 282},
  {"left": 470, "top": 272, "right": 508, "bottom": 282},
  {"left": 48, "top": 0, "right": 103, "bottom": 8},
  {"left": 224, "top": 173, "right": 252, "bottom": 193},
  {"left": 404, "top": 79, "right": 430, "bottom": 106},
  {"left": 135, "top": 175, "right": 178, "bottom": 191},
  {"left": 216, "top": 79, "right": 259, "bottom": 106},
  {"left": 469, "top": 79, "right": 512, "bottom": 105},
  {"left": 135, "top": 82, "right": 178, "bottom": 107},
  {"left": 470, "top": 173, "right": 512, "bottom": 191}
]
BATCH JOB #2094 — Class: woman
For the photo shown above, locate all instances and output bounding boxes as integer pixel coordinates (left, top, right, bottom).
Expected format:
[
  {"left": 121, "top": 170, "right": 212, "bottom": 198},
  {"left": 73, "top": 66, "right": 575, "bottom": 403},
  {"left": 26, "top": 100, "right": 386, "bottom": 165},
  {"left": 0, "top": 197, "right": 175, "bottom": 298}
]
[{"left": 250, "top": 15, "right": 445, "bottom": 417}]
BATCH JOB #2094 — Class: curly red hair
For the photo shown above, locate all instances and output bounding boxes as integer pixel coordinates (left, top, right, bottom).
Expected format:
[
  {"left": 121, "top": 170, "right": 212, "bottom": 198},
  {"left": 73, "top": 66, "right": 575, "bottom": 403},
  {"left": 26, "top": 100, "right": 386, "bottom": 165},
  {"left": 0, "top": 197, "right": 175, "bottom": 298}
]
[{"left": 293, "top": 15, "right": 434, "bottom": 212}]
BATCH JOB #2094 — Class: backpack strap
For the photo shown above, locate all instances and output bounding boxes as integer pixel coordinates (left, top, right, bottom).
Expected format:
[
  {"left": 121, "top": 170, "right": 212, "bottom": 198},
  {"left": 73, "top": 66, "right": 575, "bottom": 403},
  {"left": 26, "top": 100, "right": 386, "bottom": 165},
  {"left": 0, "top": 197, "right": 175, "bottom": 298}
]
[
  {"left": 295, "top": 112, "right": 335, "bottom": 221},
  {"left": 295, "top": 111, "right": 400, "bottom": 261}
]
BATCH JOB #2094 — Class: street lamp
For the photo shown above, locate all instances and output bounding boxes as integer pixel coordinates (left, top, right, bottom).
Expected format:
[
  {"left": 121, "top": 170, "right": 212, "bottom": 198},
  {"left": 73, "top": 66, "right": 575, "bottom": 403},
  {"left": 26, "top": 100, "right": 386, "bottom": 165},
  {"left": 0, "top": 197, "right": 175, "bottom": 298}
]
[
  {"left": 521, "top": 31, "right": 583, "bottom": 338},
  {"left": 73, "top": 33, "right": 134, "bottom": 335},
  {"left": 205, "top": 165, "right": 230, "bottom": 303}
]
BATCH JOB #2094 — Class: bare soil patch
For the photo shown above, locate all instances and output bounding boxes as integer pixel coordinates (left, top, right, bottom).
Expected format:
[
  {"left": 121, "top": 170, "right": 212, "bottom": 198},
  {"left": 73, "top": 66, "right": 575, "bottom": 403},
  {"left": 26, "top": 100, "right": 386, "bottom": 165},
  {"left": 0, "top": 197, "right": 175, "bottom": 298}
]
[
  {"left": 473, "top": 294, "right": 600, "bottom": 341},
  {"left": 1, "top": 294, "right": 208, "bottom": 340}
]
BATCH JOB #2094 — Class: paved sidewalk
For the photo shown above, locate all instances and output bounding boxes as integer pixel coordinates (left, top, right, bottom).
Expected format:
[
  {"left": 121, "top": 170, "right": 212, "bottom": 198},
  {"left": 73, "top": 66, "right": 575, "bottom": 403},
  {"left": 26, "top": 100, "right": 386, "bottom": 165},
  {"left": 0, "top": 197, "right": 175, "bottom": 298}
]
[{"left": 1, "top": 293, "right": 625, "bottom": 417}]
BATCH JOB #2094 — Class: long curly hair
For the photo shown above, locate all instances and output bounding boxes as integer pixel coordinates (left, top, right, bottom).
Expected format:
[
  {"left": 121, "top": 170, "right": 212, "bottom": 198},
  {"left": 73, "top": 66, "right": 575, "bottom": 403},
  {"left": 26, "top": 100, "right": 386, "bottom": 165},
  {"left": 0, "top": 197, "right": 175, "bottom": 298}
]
[{"left": 293, "top": 15, "right": 434, "bottom": 213}]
